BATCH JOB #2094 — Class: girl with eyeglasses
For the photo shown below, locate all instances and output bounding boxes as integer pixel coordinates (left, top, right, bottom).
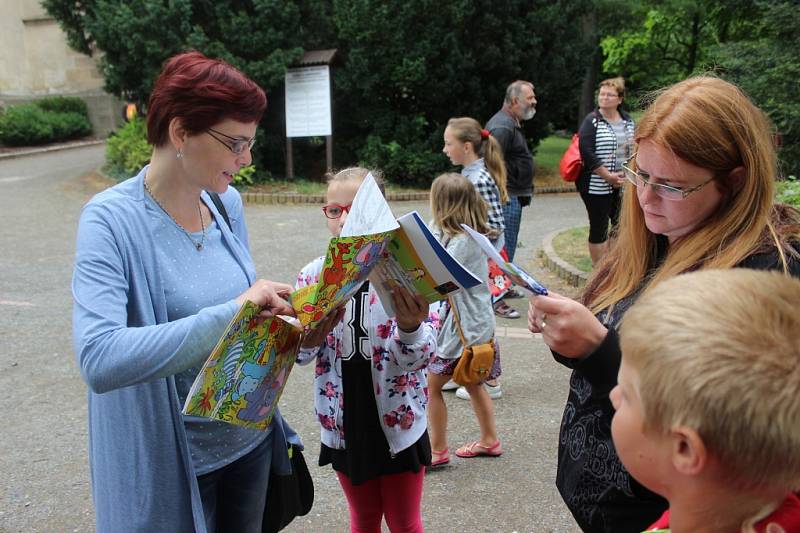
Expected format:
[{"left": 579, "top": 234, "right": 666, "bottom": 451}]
[
  {"left": 295, "top": 167, "right": 436, "bottom": 533},
  {"left": 528, "top": 76, "right": 800, "bottom": 533},
  {"left": 72, "top": 51, "right": 299, "bottom": 533}
]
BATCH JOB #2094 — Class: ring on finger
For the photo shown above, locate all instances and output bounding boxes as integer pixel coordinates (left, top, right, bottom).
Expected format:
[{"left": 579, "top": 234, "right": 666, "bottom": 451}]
[{"left": 540, "top": 313, "right": 547, "bottom": 329}]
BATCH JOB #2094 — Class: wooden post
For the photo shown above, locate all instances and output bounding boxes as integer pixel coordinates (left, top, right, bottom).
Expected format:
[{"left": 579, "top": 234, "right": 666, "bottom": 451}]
[
  {"left": 286, "top": 137, "right": 294, "bottom": 179},
  {"left": 326, "top": 135, "right": 333, "bottom": 172}
]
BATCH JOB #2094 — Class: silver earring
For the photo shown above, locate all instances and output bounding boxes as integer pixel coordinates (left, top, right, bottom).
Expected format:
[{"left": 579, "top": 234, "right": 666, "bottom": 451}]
[{"left": 176, "top": 149, "right": 183, "bottom": 159}]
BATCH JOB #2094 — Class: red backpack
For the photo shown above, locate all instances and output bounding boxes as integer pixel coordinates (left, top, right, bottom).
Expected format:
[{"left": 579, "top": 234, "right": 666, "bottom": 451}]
[
  {"left": 559, "top": 111, "right": 599, "bottom": 183},
  {"left": 559, "top": 134, "right": 582, "bottom": 183}
]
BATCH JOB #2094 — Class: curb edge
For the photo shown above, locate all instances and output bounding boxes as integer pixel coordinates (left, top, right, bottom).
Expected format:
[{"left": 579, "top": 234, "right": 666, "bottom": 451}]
[
  {"left": 0, "top": 139, "right": 106, "bottom": 160},
  {"left": 239, "top": 186, "right": 576, "bottom": 205},
  {"left": 539, "top": 228, "right": 589, "bottom": 288}
]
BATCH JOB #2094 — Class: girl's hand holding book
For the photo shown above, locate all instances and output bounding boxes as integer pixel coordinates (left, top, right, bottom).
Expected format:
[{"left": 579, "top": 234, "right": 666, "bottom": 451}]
[
  {"left": 392, "top": 287, "right": 429, "bottom": 333},
  {"left": 301, "top": 307, "right": 346, "bottom": 349}
]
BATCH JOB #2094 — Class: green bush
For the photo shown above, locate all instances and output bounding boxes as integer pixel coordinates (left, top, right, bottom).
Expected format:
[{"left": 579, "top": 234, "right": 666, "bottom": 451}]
[
  {"left": 0, "top": 105, "right": 55, "bottom": 146},
  {"left": 0, "top": 102, "right": 93, "bottom": 146},
  {"left": 104, "top": 119, "right": 264, "bottom": 183},
  {"left": 34, "top": 96, "right": 89, "bottom": 118},
  {"left": 776, "top": 176, "right": 800, "bottom": 210},
  {"left": 105, "top": 117, "right": 152, "bottom": 180},
  {"left": 49, "top": 111, "right": 93, "bottom": 140},
  {"left": 358, "top": 133, "right": 444, "bottom": 188},
  {"left": 232, "top": 164, "right": 256, "bottom": 187}
]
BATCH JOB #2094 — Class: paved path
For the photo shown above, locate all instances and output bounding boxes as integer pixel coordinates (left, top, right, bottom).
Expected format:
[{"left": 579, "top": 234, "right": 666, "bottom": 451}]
[{"left": 1, "top": 146, "right": 587, "bottom": 532}]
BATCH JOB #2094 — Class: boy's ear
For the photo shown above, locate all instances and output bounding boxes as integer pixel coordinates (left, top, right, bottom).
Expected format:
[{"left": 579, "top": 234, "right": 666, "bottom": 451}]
[{"left": 671, "top": 425, "right": 707, "bottom": 476}]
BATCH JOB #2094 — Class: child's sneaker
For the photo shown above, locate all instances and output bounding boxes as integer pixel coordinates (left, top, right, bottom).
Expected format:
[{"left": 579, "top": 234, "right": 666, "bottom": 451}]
[
  {"left": 441, "top": 379, "right": 459, "bottom": 391},
  {"left": 455, "top": 382, "right": 502, "bottom": 400}
]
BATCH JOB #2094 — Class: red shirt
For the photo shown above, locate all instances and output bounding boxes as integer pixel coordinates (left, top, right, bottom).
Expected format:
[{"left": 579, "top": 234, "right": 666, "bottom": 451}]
[{"left": 646, "top": 493, "right": 800, "bottom": 532}]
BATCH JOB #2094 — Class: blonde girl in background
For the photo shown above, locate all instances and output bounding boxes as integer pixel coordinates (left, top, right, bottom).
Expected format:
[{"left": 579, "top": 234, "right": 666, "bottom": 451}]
[
  {"left": 443, "top": 117, "right": 521, "bottom": 320},
  {"left": 426, "top": 173, "right": 502, "bottom": 468},
  {"left": 442, "top": 117, "right": 512, "bottom": 400},
  {"left": 295, "top": 167, "right": 437, "bottom": 533}
]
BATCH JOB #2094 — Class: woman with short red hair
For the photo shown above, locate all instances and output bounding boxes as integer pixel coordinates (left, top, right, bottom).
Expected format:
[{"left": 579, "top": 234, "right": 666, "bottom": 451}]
[{"left": 72, "top": 51, "right": 298, "bottom": 532}]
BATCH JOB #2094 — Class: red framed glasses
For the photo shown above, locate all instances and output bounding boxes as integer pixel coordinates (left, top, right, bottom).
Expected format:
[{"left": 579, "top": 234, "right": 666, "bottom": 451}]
[{"left": 322, "top": 203, "right": 352, "bottom": 219}]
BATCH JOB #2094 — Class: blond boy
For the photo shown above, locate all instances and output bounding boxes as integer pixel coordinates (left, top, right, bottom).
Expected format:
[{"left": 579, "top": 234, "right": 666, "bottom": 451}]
[{"left": 612, "top": 269, "right": 800, "bottom": 533}]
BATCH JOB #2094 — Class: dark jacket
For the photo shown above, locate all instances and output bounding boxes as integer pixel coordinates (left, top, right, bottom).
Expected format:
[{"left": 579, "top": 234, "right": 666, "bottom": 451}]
[
  {"left": 553, "top": 241, "right": 800, "bottom": 533},
  {"left": 486, "top": 109, "right": 534, "bottom": 197}
]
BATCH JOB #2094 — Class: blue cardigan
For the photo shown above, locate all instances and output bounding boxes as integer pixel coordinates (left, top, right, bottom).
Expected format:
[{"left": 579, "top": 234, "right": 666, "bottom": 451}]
[{"left": 72, "top": 167, "right": 297, "bottom": 532}]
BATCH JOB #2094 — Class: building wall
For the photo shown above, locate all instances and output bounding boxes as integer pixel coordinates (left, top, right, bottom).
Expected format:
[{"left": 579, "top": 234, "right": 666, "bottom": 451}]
[{"left": 0, "top": 0, "right": 122, "bottom": 136}]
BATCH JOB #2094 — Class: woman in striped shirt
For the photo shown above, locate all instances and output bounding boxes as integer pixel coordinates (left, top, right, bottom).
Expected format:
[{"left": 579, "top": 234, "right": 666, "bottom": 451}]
[{"left": 577, "top": 77, "right": 636, "bottom": 265}]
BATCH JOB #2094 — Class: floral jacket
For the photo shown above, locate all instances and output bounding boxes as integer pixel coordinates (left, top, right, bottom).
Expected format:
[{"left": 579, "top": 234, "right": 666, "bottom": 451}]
[{"left": 295, "top": 256, "right": 438, "bottom": 455}]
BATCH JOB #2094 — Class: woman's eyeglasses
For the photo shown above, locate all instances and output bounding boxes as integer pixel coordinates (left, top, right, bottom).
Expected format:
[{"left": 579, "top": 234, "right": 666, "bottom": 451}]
[
  {"left": 622, "top": 159, "right": 716, "bottom": 201},
  {"left": 206, "top": 128, "right": 256, "bottom": 155},
  {"left": 322, "top": 203, "right": 352, "bottom": 219}
]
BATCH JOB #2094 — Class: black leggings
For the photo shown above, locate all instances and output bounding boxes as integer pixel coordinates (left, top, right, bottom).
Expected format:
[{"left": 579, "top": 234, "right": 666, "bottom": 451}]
[{"left": 580, "top": 189, "right": 621, "bottom": 244}]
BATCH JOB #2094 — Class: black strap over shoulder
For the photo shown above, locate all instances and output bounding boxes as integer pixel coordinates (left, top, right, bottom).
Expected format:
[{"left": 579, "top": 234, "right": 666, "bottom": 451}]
[{"left": 208, "top": 192, "right": 232, "bottom": 232}]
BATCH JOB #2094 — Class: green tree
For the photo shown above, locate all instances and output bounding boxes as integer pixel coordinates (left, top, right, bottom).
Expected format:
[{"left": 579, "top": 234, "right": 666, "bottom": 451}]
[
  {"left": 571, "top": 0, "right": 644, "bottom": 128},
  {"left": 599, "top": 0, "right": 760, "bottom": 91},
  {"left": 44, "top": 0, "right": 596, "bottom": 185},
  {"left": 42, "top": 0, "right": 334, "bottom": 177},
  {"left": 596, "top": 0, "right": 798, "bottom": 174},
  {"left": 710, "top": 1, "right": 800, "bottom": 176},
  {"left": 332, "top": 0, "right": 595, "bottom": 185}
]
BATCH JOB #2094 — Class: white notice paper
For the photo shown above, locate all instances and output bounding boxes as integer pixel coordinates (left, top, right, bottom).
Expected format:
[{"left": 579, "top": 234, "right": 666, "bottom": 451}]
[
  {"left": 285, "top": 66, "right": 332, "bottom": 137},
  {"left": 340, "top": 173, "right": 399, "bottom": 237}
]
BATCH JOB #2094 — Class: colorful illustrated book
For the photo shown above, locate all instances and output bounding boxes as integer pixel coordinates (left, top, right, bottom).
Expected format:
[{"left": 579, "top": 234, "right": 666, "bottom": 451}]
[
  {"left": 369, "top": 211, "right": 483, "bottom": 316},
  {"left": 291, "top": 231, "right": 394, "bottom": 329},
  {"left": 291, "top": 174, "right": 483, "bottom": 327},
  {"left": 182, "top": 301, "right": 304, "bottom": 431},
  {"left": 461, "top": 224, "right": 548, "bottom": 296}
]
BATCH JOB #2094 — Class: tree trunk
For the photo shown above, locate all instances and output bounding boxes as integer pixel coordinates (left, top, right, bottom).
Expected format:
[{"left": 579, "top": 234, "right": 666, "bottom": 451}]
[{"left": 578, "top": 10, "right": 600, "bottom": 130}]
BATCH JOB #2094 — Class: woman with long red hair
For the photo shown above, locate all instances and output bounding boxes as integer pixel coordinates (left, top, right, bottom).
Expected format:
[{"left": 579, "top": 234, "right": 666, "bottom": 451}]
[{"left": 529, "top": 76, "right": 800, "bottom": 532}]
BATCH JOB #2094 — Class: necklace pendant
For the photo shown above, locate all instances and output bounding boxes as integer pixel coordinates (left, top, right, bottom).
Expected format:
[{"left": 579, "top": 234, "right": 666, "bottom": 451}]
[{"left": 196, "top": 242, "right": 203, "bottom": 251}]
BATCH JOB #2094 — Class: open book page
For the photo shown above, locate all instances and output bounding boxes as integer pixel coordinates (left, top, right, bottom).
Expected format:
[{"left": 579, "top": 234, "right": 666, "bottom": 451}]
[
  {"left": 370, "top": 211, "right": 483, "bottom": 315},
  {"left": 291, "top": 173, "right": 400, "bottom": 330},
  {"left": 341, "top": 172, "right": 399, "bottom": 237},
  {"left": 182, "top": 301, "right": 304, "bottom": 431},
  {"left": 461, "top": 223, "right": 548, "bottom": 296},
  {"left": 291, "top": 232, "right": 393, "bottom": 329}
]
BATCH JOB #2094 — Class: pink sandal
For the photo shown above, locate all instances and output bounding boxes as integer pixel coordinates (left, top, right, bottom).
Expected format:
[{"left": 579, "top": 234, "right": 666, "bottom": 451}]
[
  {"left": 455, "top": 440, "right": 503, "bottom": 458},
  {"left": 431, "top": 448, "right": 450, "bottom": 467}
]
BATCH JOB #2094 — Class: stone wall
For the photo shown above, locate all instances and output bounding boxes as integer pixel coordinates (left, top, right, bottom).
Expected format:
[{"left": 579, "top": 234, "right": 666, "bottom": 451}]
[{"left": 0, "top": 0, "right": 123, "bottom": 136}]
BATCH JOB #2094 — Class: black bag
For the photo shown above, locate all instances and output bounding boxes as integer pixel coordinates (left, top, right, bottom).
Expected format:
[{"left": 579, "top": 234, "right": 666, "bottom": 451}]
[{"left": 262, "top": 444, "right": 314, "bottom": 532}]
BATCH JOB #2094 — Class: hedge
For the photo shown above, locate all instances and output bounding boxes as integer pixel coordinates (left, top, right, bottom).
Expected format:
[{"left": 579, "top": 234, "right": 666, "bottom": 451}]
[
  {"left": 34, "top": 96, "right": 90, "bottom": 118},
  {"left": 0, "top": 98, "right": 92, "bottom": 146}
]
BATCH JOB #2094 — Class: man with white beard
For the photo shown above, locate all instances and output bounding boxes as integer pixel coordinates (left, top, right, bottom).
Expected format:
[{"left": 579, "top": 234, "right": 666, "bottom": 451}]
[
  {"left": 485, "top": 80, "right": 537, "bottom": 315},
  {"left": 452, "top": 80, "right": 537, "bottom": 404}
]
